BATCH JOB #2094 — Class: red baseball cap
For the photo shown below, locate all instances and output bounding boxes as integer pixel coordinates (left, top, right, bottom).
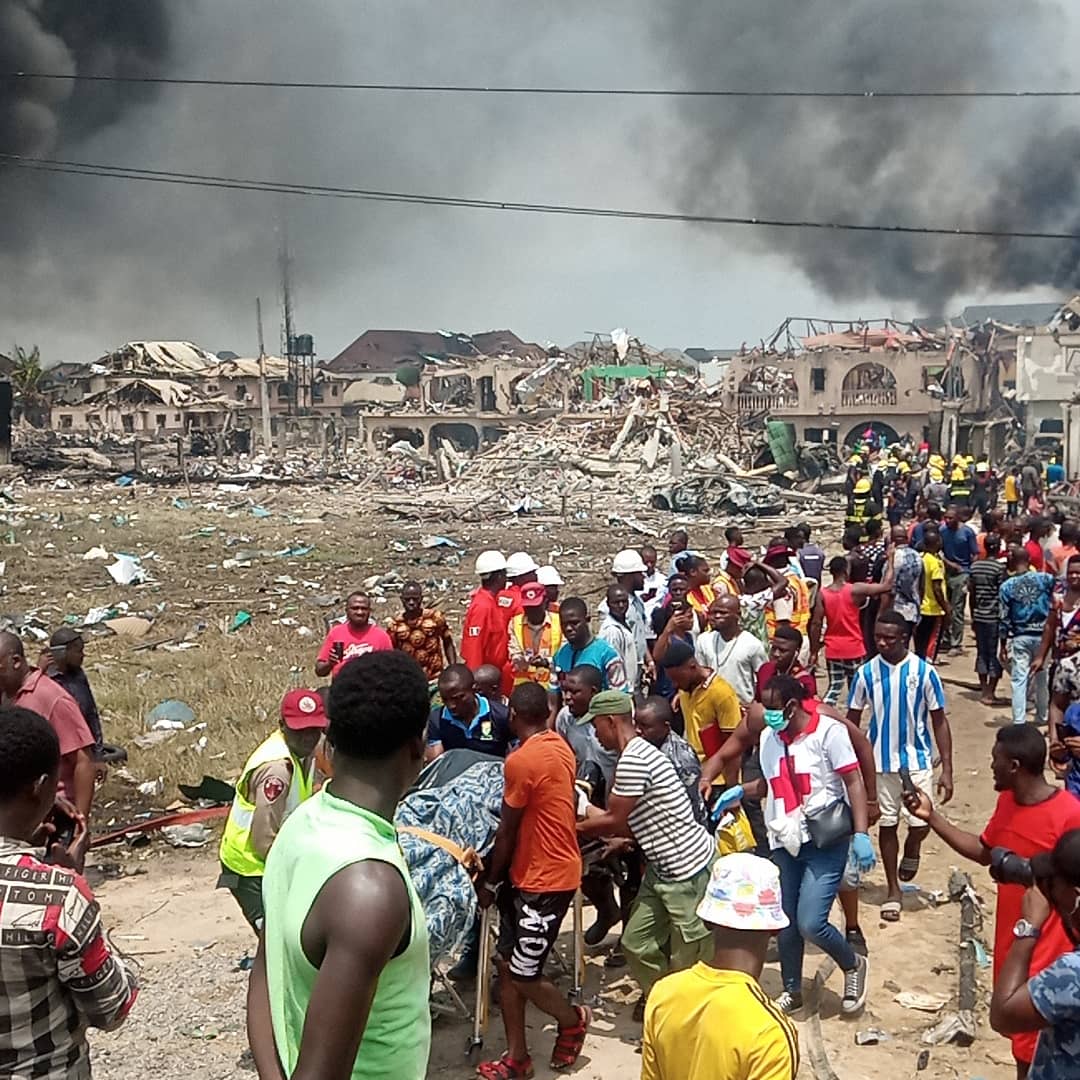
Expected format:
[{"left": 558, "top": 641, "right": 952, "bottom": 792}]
[
  {"left": 520, "top": 582, "right": 547, "bottom": 607},
  {"left": 281, "top": 689, "right": 328, "bottom": 731},
  {"left": 727, "top": 546, "right": 753, "bottom": 569}
]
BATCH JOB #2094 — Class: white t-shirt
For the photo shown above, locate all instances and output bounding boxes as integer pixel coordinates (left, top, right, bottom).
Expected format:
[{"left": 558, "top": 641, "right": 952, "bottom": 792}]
[
  {"left": 694, "top": 630, "right": 767, "bottom": 705},
  {"left": 759, "top": 711, "right": 859, "bottom": 848},
  {"left": 598, "top": 615, "right": 639, "bottom": 692}
]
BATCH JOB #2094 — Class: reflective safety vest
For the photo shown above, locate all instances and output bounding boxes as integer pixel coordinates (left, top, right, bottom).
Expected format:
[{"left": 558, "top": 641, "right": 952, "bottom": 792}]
[
  {"left": 950, "top": 468, "right": 971, "bottom": 499},
  {"left": 766, "top": 573, "right": 811, "bottom": 639},
  {"left": 509, "top": 611, "right": 563, "bottom": 689},
  {"left": 219, "top": 730, "right": 317, "bottom": 877}
]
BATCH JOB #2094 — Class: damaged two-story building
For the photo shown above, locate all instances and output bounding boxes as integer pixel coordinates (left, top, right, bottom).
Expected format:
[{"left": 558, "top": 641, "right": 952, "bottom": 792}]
[{"left": 723, "top": 316, "right": 1008, "bottom": 458}]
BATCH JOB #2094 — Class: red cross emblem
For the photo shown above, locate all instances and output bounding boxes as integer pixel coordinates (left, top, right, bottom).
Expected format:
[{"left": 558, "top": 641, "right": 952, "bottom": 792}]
[{"left": 769, "top": 758, "right": 810, "bottom": 814}]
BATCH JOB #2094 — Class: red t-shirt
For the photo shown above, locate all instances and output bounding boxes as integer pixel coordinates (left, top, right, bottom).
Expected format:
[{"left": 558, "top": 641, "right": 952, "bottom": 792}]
[
  {"left": 317, "top": 621, "right": 393, "bottom": 675},
  {"left": 14, "top": 670, "right": 93, "bottom": 800},
  {"left": 820, "top": 584, "right": 866, "bottom": 661},
  {"left": 1024, "top": 539, "right": 1045, "bottom": 572},
  {"left": 756, "top": 661, "right": 817, "bottom": 702},
  {"left": 980, "top": 789, "right": 1080, "bottom": 1063},
  {"left": 503, "top": 730, "right": 582, "bottom": 893}
]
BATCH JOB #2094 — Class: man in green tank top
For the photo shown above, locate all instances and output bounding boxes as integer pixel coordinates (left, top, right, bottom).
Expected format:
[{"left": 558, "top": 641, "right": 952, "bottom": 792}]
[{"left": 247, "top": 651, "right": 432, "bottom": 1080}]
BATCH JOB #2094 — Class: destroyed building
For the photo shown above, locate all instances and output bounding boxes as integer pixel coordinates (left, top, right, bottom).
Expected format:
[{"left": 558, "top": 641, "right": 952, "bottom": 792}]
[{"left": 721, "top": 317, "right": 1012, "bottom": 459}]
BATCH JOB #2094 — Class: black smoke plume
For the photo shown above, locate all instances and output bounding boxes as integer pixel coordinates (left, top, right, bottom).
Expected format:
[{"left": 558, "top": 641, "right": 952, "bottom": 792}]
[{"left": 657, "top": 0, "right": 1080, "bottom": 307}]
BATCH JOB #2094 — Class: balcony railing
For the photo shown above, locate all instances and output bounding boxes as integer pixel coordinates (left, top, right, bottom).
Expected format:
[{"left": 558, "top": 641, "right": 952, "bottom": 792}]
[
  {"left": 841, "top": 388, "right": 897, "bottom": 407},
  {"left": 737, "top": 393, "right": 799, "bottom": 414}
]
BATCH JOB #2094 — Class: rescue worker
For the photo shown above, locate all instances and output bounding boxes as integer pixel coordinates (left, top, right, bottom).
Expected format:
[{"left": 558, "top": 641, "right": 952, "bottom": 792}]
[
  {"left": 846, "top": 477, "right": 881, "bottom": 541},
  {"left": 972, "top": 460, "right": 995, "bottom": 515},
  {"left": 505, "top": 551, "right": 540, "bottom": 608},
  {"left": 537, "top": 564, "right": 565, "bottom": 613},
  {"left": 508, "top": 581, "right": 563, "bottom": 692},
  {"left": 949, "top": 455, "right": 972, "bottom": 508},
  {"left": 460, "top": 550, "right": 520, "bottom": 697},
  {"left": 217, "top": 688, "right": 327, "bottom": 932}
]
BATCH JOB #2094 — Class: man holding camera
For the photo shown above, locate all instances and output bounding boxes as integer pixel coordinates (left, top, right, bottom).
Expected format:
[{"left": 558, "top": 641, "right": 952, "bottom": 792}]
[
  {"left": 990, "top": 828, "right": 1080, "bottom": 1080},
  {"left": 905, "top": 725, "right": 1080, "bottom": 1077}
]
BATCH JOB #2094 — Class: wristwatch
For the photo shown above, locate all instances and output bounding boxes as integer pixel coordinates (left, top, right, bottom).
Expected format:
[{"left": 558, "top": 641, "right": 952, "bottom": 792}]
[{"left": 1013, "top": 919, "right": 1041, "bottom": 940}]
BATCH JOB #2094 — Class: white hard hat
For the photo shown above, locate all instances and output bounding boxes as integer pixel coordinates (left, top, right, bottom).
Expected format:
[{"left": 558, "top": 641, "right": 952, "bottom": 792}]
[
  {"left": 537, "top": 565, "right": 564, "bottom": 587},
  {"left": 506, "top": 551, "right": 539, "bottom": 578},
  {"left": 474, "top": 550, "right": 508, "bottom": 576},
  {"left": 612, "top": 549, "right": 648, "bottom": 575}
]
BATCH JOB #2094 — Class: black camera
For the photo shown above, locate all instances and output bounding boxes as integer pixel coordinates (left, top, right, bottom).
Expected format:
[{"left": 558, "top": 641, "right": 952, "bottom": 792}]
[{"left": 990, "top": 846, "right": 1035, "bottom": 887}]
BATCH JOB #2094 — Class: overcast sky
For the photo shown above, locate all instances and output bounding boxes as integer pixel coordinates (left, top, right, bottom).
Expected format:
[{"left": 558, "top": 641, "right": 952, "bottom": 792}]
[{"left": 2, "top": 1, "right": 1075, "bottom": 364}]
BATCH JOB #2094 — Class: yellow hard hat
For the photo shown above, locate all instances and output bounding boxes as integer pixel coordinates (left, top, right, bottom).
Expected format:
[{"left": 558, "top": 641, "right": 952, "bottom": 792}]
[
  {"left": 898, "top": 461, "right": 911, "bottom": 474},
  {"left": 930, "top": 467, "right": 944, "bottom": 482},
  {"left": 854, "top": 478, "right": 872, "bottom": 494},
  {"left": 929, "top": 454, "right": 945, "bottom": 469},
  {"left": 848, "top": 454, "right": 863, "bottom": 466},
  {"left": 952, "top": 454, "right": 965, "bottom": 466}
]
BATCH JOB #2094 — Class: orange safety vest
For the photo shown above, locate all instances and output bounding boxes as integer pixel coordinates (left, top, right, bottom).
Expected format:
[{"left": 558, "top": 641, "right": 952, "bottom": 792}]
[
  {"left": 766, "top": 572, "right": 811, "bottom": 639},
  {"left": 509, "top": 612, "right": 563, "bottom": 690},
  {"left": 687, "top": 584, "right": 717, "bottom": 617}
]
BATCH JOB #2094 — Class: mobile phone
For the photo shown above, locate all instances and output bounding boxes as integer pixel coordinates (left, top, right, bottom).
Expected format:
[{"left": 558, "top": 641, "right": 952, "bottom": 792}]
[
  {"left": 44, "top": 806, "right": 78, "bottom": 863},
  {"left": 899, "top": 766, "right": 916, "bottom": 798}
]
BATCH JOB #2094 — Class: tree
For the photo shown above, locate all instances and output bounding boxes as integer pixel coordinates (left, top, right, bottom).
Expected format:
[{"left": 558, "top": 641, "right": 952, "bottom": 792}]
[{"left": 6, "top": 345, "right": 43, "bottom": 400}]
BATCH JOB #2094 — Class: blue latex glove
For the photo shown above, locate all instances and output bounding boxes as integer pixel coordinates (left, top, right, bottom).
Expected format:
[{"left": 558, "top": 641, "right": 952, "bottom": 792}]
[
  {"left": 709, "top": 784, "right": 744, "bottom": 825},
  {"left": 852, "top": 831, "right": 877, "bottom": 873}
]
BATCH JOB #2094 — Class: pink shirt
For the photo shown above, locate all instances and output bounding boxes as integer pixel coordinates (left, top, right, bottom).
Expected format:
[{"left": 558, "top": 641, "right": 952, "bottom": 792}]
[
  {"left": 317, "top": 621, "right": 393, "bottom": 675},
  {"left": 13, "top": 670, "right": 93, "bottom": 799}
]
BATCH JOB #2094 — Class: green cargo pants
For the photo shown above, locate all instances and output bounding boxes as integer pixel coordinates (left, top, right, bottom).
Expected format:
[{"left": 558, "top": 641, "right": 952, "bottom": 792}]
[{"left": 621, "top": 862, "right": 712, "bottom": 997}]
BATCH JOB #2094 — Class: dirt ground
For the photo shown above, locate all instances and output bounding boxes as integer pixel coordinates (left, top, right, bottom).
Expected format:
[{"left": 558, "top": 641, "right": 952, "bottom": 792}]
[{"left": 0, "top": 481, "right": 1025, "bottom": 1078}]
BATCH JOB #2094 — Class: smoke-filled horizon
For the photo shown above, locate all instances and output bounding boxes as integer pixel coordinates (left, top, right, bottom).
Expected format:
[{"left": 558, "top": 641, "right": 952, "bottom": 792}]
[
  {"left": 1, "top": 1, "right": 1078, "bottom": 363},
  {"left": 657, "top": 0, "right": 1080, "bottom": 307}
]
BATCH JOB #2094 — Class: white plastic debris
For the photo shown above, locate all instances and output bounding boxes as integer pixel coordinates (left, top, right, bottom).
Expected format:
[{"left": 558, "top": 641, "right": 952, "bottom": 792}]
[
  {"left": 107, "top": 554, "right": 146, "bottom": 586},
  {"left": 82, "top": 546, "right": 109, "bottom": 561}
]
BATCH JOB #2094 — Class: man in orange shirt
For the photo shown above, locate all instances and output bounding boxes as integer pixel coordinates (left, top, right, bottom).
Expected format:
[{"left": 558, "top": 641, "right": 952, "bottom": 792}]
[
  {"left": 475, "top": 682, "right": 588, "bottom": 1079},
  {"left": 460, "top": 551, "right": 520, "bottom": 696}
]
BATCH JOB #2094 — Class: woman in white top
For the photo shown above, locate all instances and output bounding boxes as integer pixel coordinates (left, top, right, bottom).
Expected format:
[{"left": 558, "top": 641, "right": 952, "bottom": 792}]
[{"left": 755, "top": 675, "right": 875, "bottom": 1018}]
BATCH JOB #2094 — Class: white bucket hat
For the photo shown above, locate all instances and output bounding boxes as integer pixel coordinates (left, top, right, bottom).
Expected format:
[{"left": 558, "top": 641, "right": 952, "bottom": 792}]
[{"left": 696, "top": 852, "right": 789, "bottom": 931}]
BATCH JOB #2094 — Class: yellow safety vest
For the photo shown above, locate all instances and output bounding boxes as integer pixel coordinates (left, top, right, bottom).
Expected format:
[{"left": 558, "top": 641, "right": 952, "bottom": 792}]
[
  {"left": 509, "top": 611, "right": 562, "bottom": 689},
  {"left": 219, "top": 730, "right": 317, "bottom": 877}
]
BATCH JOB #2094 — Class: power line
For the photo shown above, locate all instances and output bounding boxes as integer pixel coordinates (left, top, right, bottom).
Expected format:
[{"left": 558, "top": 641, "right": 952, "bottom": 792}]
[
  {"left": 4, "top": 70, "right": 1080, "bottom": 99},
  {"left": 2, "top": 152, "right": 1078, "bottom": 242}
]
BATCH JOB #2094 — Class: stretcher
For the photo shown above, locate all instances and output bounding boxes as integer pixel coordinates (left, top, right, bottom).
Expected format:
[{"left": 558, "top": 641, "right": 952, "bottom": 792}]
[{"left": 394, "top": 750, "right": 585, "bottom": 1060}]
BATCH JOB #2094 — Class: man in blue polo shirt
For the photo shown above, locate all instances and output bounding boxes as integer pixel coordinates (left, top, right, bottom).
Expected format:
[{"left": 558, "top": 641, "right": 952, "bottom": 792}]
[
  {"left": 552, "top": 597, "right": 630, "bottom": 694},
  {"left": 426, "top": 664, "right": 511, "bottom": 760},
  {"left": 940, "top": 504, "right": 979, "bottom": 656}
]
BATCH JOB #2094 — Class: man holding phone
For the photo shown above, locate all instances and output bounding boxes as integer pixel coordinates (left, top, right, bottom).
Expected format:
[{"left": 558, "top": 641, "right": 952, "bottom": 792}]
[
  {"left": 0, "top": 706, "right": 138, "bottom": 1076},
  {"left": 314, "top": 592, "right": 392, "bottom": 679}
]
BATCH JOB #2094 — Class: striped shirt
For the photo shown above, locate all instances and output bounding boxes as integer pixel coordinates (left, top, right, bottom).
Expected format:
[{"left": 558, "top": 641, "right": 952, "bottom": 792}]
[
  {"left": 848, "top": 653, "right": 945, "bottom": 773},
  {"left": 611, "top": 737, "right": 715, "bottom": 882}
]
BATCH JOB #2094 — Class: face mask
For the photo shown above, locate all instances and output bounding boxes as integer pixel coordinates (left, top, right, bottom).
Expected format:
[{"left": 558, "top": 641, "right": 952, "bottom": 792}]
[{"left": 763, "top": 708, "right": 789, "bottom": 732}]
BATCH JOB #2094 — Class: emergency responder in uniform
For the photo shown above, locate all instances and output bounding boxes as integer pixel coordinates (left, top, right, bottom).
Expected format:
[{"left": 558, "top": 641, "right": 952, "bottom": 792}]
[
  {"left": 845, "top": 477, "right": 882, "bottom": 541},
  {"left": 508, "top": 581, "right": 563, "bottom": 691},
  {"left": 971, "top": 460, "right": 995, "bottom": 514},
  {"left": 217, "top": 688, "right": 327, "bottom": 931},
  {"left": 460, "top": 550, "right": 520, "bottom": 696},
  {"left": 949, "top": 455, "right": 972, "bottom": 508}
]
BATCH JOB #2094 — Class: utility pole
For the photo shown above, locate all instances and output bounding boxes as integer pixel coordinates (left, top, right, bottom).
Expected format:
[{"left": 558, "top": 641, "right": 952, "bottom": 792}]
[{"left": 256, "top": 297, "right": 273, "bottom": 455}]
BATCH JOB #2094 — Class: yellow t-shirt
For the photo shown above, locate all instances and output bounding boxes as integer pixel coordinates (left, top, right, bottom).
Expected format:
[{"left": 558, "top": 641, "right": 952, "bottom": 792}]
[
  {"left": 677, "top": 673, "right": 741, "bottom": 760},
  {"left": 642, "top": 963, "right": 799, "bottom": 1080},
  {"left": 1004, "top": 474, "right": 1018, "bottom": 502},
  {"left": 921, "top": 552, "right": 946, "bottom": 616}
]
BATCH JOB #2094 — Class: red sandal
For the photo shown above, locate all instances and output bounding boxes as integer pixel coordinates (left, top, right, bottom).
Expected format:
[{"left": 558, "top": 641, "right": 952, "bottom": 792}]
[
  {"left": 476, "top": 1053, "right": 535, "bottom": 1079},
  {"left": 550, "top": 1005, "right": 592, "bottom": 1070}
]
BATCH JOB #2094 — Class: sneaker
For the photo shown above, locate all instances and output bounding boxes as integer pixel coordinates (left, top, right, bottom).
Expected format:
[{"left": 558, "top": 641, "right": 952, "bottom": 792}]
[
  {"left": 775, "top": 990, "right": 803, "bottom": 1015},
  {"left": 846, "top": 927, "right": 868, "bottom": 957},
  {"left": 841, "top": 954, "right": 869, "bottom": 1015}
]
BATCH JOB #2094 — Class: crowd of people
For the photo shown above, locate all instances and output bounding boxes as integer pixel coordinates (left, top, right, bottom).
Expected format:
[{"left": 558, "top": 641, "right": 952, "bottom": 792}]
[{"left": 4, "top": 443, "right": 1080, "bottom": 1080}]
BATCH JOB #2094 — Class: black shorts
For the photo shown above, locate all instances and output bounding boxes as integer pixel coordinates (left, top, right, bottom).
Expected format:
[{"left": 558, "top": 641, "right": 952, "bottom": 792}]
[{"left": 496, "top": 886, "right": 575, "bottom": 980}]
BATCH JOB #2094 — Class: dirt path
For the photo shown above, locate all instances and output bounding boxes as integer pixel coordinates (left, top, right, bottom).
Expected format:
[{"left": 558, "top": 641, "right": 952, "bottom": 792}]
[{"left": 87, "top": 656, "right": 1023, "bottom": 1080}]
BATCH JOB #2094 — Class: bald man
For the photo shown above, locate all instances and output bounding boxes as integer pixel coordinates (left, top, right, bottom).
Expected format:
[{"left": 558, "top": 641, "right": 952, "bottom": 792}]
[
  {"left": 0, "top": 630, "right": 95, "bottom": 817},
  {"left": 694, "top": 595, "right": 768, "bottom": 705}
]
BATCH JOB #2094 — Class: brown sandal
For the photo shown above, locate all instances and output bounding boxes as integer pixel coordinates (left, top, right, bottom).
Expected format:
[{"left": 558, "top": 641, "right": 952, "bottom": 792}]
[
  {"left": 476, "top": 1053, "right": 534, "bottom": 1079},
  {"left": 550, "top": 1005, "right": 592, "bottom": 1070}
]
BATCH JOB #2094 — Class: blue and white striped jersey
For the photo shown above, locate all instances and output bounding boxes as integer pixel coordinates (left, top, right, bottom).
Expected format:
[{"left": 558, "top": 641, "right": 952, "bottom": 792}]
[{"left": 847, "top": 652, "right": 945, "bottom": 774}]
